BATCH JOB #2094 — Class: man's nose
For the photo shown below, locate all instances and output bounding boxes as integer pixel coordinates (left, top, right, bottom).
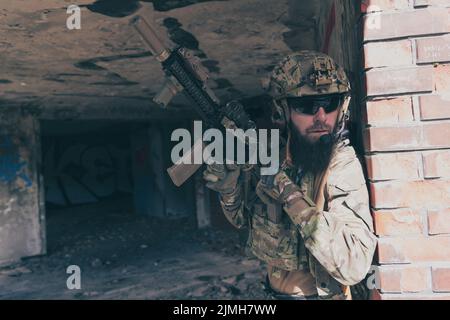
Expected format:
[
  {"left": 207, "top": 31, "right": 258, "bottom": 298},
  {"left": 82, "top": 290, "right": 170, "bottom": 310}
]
[{"left": 313, "top": 106, "right": 327, "bottom": 122}]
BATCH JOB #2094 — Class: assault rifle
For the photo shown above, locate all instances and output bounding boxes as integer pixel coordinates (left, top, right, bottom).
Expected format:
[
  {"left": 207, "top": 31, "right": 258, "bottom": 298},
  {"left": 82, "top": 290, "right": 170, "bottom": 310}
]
[{"left": 130, "top": 15, "right": 258, "bottom": 187}]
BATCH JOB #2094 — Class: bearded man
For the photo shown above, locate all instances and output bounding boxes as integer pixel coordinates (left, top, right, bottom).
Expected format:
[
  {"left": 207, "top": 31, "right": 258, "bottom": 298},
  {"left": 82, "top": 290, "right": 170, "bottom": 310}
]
[{"left": 203, "top": 51, "right": 377, "bottom": 300}]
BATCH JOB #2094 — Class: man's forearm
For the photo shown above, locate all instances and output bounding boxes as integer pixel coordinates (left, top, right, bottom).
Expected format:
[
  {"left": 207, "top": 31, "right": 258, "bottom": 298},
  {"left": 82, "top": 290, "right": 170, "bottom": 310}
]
[
  {"left": 282, "top": 188, "right": 377, "bottom": 286},
  {"left": 219, "top": 182, "right": 247, "bottom": 229}
]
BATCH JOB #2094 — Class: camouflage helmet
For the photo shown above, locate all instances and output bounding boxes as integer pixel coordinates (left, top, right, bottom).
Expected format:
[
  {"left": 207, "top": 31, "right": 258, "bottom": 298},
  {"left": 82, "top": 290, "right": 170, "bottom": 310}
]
[
  {"left": 263, "top": 51, "right": 351, "bottom": 135},
  {"left": 265, "top": 51, "right": 350, "bottom": 99}
]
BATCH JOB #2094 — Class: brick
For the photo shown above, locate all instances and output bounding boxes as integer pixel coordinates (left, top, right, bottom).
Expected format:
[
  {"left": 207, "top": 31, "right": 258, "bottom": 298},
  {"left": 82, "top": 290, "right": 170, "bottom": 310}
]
[
  {"left": 432, "top": 267, "right": 450, "bottom": 292},
  {"left": 366, "top": 152, "right": 421, "bottom": 181},
  {"left": 365, "top": 66, "right": 433, "bottom": 97},
  {"left": 364, "top": 40, "right": 413, "bottom": 68},
  {"left": 428, "top": 209, "right": 450, "bottom": 234},
  {"left": 422, "top": 122, "right": 450, "bottom": 148},
  {"left": 423, "top": 150, "right": 450, "bottom": 178},
  {"left": 416, "top": 35, "right": 450, "bottom": 64},
  {"left": 378, "top": 293, "right": 450, "bottom": 299},
  {"left": 366, "top": 98, "right": 414, "bottom": 125},
  {"left": 377, "top": 236, "right": 450, "bottom": 263},
  {"left": 419, "top": 95, "right": 450, "bottom": 120},
  {"left": 379, "top": 266, "right": 430, "bottom": 293},
  {"left": 361, "top": 0, "right": 410, "bottom": 12},
  {"left": 370, "top": 180, "right": 450, "bottom": 209},
  {"left": 414, "top": 0, "right": 450, "bottom": 7},
  {"left": 434, "top": 64, "right": 450, "bottom": 93},
  {"left": 365, "top": 123, "right": 450, "bottom": 151},
  {"left": 363, "top": 8, "right": 450, "bottom": 41},
  {"left": 373, "top": 209, "right": 424, "bottom": 236},
  {"left": 364, "top": 126, "right": 421, "bottom": 151}
]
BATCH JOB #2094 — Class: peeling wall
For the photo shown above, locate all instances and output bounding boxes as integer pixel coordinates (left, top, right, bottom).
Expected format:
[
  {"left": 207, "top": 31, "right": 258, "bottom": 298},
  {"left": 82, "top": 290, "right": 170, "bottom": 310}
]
[
  {"left": 0, "top": 114, "right": 45, "bottom": 264},
  {"left": 317, "top": 0, "right": 365, "bottom": 152}
]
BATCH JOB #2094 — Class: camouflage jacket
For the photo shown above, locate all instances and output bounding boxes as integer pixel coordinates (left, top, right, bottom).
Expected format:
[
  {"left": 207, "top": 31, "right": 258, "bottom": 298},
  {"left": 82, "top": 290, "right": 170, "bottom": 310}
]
[{"left": 218, "top": 139, "right": 377, "bottom": 299}]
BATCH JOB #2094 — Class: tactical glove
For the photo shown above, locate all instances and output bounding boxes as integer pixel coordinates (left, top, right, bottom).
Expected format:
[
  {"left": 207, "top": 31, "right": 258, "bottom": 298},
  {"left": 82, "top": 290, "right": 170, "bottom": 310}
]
[
  {"left": 256, "top": 170, "right": 300, "bottom": 204},
  {"left": 203, "top": 163, "right": 241, "bottom": 194},
  {"left": 256, "top": 170, "right": 316, "bottom": 225}
]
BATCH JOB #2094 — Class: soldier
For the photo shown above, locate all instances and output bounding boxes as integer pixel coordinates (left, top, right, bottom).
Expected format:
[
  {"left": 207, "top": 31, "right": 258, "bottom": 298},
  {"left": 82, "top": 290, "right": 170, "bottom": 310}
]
[{"left": 203, "top": 51, "right": 377, "bottom": 300}]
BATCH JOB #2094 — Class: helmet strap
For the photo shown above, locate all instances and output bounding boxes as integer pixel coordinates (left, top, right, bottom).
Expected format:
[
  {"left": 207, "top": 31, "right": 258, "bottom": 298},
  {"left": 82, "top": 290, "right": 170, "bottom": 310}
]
[{"left": 334, "top": 95, "right": 351, "bottom": 141}]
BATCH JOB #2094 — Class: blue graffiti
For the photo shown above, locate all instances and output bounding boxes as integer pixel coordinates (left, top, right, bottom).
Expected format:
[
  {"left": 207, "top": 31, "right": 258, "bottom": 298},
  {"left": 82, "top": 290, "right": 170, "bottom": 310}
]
[{"left": 0, "top": 136, "right": 32, "bottom": 188}]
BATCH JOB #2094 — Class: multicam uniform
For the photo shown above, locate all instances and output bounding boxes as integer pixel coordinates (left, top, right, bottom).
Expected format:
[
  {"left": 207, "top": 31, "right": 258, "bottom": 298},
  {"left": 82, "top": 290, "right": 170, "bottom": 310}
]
[
  {"left": 217, "top": 139, "right": 376, "bottom": 299},
  {"left": 205, "top": 51, "right": 377, "bottom": 300}
]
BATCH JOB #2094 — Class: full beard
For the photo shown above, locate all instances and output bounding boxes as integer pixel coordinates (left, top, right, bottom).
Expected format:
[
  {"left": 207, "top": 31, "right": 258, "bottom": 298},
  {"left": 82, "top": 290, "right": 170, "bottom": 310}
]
[{"left": 290, "top": 127, "right": 335, "bottom": 174}]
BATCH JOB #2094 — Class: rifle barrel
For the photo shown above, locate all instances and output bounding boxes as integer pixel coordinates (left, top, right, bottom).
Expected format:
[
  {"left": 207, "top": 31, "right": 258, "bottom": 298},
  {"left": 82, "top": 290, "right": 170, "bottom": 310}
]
[{"left": 130, "top": 15, "right": 170, "bottom": 62}]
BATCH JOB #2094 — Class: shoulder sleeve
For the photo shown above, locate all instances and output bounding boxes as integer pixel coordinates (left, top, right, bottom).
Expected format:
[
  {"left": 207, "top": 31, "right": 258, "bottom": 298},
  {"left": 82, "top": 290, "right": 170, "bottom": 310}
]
[{"left": 288, "top": 146, "right": 377, "bottom": 285}]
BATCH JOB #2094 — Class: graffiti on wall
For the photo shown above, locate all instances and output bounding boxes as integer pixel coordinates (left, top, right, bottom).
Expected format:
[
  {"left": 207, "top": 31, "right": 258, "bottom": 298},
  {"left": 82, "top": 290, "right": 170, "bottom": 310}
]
[
  {"left": 0, "top": 135, "right": 32, "bottom": 189},
  {"left": 42, "top": 134, "right": 133, "bottom": 207}
]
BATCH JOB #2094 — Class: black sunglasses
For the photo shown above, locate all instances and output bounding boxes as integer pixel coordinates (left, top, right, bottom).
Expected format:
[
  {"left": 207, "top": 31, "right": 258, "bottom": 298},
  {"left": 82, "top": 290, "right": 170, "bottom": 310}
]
[{"left": 287, "top": 94, "right": 344, "bottom": 115}]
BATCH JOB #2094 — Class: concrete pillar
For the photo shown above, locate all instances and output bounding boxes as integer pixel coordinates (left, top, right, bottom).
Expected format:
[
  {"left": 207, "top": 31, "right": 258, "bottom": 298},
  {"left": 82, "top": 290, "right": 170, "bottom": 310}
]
[{"left": 0, "top": 113, "right": 45, "bottom": 265}]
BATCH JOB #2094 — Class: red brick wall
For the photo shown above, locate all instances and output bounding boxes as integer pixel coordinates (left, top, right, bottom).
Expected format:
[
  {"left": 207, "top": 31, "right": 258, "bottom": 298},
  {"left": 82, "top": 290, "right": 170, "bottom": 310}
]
[{"left": 361, "top": 0, "right": 450, "bottom": 299}]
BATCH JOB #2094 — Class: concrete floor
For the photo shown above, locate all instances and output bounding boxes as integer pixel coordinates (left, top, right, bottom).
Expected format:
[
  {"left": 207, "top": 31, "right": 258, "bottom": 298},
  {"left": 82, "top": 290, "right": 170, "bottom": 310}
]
[{"left": 0, "top": 197, "right": 269, "bottom": 300}]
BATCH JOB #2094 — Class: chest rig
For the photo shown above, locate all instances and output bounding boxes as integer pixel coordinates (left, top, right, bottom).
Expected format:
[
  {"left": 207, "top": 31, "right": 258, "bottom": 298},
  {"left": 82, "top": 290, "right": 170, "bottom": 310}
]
[
  {"left": 243, "top": 141, "right": 351, "bottom": 299},
  {"left": 244, "top": 167, "right": 318, "bottom": 271}
]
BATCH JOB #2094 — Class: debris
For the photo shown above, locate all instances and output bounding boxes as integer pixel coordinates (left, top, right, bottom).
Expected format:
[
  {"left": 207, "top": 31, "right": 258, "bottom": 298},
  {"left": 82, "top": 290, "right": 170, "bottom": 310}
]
[
  {"left": 1, "top": 200, "right": 267, "bottom": 299},
  {"left": 191, "top": 286, "right": 209, "bottom": 297},
  {"left": 222, "top": 275, "right": 238, "bottom": 285},
  {"left": 229, "top": 285, "right": 241, "bottom": 296}
]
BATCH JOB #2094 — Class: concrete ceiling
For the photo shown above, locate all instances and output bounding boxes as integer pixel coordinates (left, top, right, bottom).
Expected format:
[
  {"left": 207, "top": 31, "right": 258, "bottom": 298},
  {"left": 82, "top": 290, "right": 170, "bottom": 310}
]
[{"left": 0, "top": 0, "right": 316, "bottom": 115}]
